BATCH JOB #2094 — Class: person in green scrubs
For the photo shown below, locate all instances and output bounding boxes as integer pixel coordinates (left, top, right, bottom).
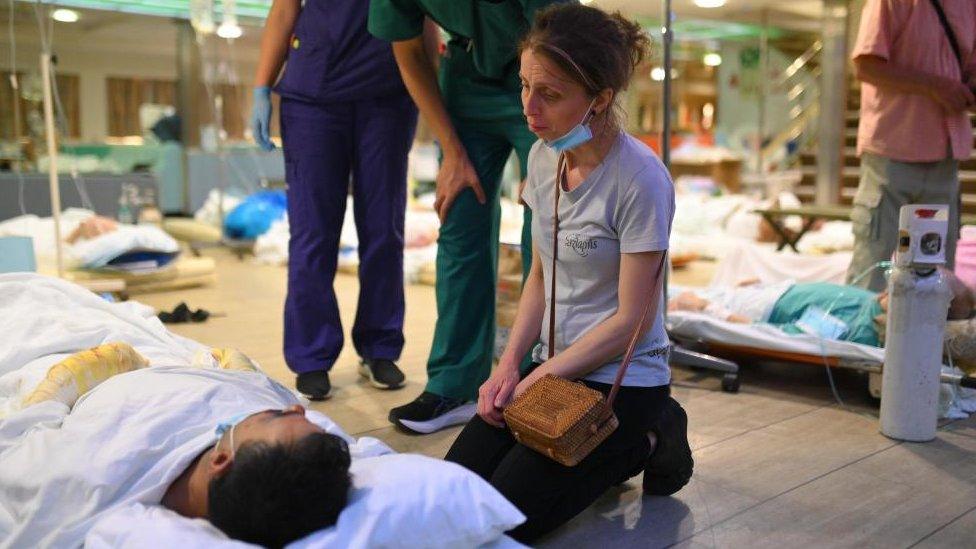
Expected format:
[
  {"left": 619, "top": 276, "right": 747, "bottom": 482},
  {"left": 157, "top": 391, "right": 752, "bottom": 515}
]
[{"left": 369, "top": 0, "right": 570, "bottom": 434}]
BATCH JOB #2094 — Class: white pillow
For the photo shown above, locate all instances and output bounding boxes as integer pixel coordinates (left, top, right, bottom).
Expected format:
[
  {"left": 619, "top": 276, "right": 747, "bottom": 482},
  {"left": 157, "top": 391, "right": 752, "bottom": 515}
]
[
  {"left": 292, "top": 454, "right": 525, "bottom": 548},
  {"left": 85, "top": 504, "right": 256, "bottom": 549},
  {"left": 86, "top": 454, "right": 525, "bottom": 549}
]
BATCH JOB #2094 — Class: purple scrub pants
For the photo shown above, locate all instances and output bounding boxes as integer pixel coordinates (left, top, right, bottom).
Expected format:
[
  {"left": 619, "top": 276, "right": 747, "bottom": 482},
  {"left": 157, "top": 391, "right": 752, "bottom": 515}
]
[{"left": 280, "top": 95, "right": 418, "bottom": 374}]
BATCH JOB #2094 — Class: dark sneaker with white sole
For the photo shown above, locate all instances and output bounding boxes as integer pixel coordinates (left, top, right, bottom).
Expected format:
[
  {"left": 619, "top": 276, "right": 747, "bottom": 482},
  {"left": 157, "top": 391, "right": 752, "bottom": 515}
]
[
  {"left": 389, "top": 392, "right": 476, "bottom": 434},
  {"left": 296, "top": 371, "right": 332, "bottom": 401},
  {"left": 359, "top": 358, "right": 406, "bottom": 390},
  {"left": 643, "top": 396, "right": 694, "bottom": 495}
]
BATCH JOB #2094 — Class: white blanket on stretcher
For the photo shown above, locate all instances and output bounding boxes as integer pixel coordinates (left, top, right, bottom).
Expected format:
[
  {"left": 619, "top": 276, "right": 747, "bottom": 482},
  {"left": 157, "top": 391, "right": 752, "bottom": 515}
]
[
  {"left": 668, "top": 311, "right": 976, "bottom": 419},
  {"left": 667, "top": 190, "right": 856, "bottom": 261},
  {"left": 709, "top": 240, "right": 853, "bottom": 287}
]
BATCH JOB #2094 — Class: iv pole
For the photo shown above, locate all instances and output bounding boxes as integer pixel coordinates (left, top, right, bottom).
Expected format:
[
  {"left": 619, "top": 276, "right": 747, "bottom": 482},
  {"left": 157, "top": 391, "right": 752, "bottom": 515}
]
[
  {"left": 661, "top": 0, "right": 741, "bottom": 393},
  {"left": 41, "top": 51, "right": 64, "bottom": 278},
  {"left": 661, "top": 0, "right": 672, "bottom": 169}
]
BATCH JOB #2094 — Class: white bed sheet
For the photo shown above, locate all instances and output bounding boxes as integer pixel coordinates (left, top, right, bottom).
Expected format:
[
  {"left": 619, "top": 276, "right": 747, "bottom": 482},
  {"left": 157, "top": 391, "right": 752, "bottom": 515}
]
[
  {"left": 84, "top": 501, "right": 524, "bottom": 549},
  {"left": 0, "top": 274, "right": 525, "bottom": 548},
  {"left": 0, "top": 272, "right": 207, "bottom": 417},
  {"left": 668, "top": 191, "right": 856, "bottom": 263},
  {"left": 668, "top": 310, "right": 884, "bottom": 363},
  {"left": 0, "top": 365, "right": 312, "bottom": 548},
  {"left": 0, "top": 208, "right": 93, "bottom": 263},
  {"left": 86, "top": 476, "right": 525, "bottom": 549},
  {"left": 667, "top": 312, "right": 976, "bottom": 419},
  {"left": 0, "top": 210, "right": 179, "bottom": 268},
  {"left": 709, "top": 240, "right": 852, "bottom": 287},
  {"left": 2, "top": 361, "right": 524, "bottom": 549}
]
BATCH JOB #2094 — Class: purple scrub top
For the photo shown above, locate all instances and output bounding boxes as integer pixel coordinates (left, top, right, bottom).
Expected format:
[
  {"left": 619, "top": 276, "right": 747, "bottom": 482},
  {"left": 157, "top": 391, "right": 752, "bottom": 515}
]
[{"left": 275, "top": 0, "right": 407, "bottom": 103}]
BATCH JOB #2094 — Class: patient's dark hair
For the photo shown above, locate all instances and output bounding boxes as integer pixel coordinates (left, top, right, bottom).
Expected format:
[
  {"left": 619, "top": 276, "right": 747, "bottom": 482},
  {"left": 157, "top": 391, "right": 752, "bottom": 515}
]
[{"left": 208, "top": 432, "right": 352, "bottom": 548}]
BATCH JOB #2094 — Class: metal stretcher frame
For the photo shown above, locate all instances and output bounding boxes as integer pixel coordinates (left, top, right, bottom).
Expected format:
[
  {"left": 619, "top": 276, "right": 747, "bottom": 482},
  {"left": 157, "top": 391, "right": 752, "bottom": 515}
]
[{"left": 669, "top": 333, "right": 976, "bottom": 394}]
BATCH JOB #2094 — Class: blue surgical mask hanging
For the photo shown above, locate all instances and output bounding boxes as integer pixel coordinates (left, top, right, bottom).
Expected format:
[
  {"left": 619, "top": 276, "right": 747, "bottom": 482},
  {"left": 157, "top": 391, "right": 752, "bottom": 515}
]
[
  {"left": 215, "top": 411, "right": 251, "bottom": 442},
  {"left": 544, "top": 98, "right": 598, "bottom": 152}
]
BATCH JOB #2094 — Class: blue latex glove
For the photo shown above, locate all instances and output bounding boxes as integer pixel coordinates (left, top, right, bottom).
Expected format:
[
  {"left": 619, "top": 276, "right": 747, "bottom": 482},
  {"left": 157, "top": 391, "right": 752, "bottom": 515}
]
[{"left": 251, "top": 86, "right": 275, "bottom": 151}]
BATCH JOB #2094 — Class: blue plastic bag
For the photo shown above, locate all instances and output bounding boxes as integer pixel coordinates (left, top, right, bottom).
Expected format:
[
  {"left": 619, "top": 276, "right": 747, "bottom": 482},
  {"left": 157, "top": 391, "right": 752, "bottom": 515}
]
[{"left": 223, "top": 190, "right": 287, "bottom": 240}]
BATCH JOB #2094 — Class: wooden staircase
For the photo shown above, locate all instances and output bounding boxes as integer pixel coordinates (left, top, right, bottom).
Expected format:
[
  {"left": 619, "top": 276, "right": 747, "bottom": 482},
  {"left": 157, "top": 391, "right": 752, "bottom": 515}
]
[{"left": 794, "top": 83, "right": 976, "bottom": 214}]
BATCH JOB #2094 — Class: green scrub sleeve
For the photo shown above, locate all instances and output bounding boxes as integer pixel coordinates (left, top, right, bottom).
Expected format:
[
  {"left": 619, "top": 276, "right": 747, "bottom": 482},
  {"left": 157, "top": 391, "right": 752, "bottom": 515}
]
[{"left": 368, "top": 0, "right": 425, "bottom": 41}]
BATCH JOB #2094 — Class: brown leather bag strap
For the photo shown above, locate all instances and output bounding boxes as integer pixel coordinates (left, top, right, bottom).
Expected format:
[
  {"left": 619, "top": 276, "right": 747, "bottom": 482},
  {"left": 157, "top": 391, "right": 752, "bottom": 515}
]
[
  {"left": 547, "top": 153, "right": 668, "bottom": 408},
  {"left": 606, "top": 251, "right": 668, "bottom": 408},
  {"left": 547, "top": 154, "right": 564, "bottom": 361}
]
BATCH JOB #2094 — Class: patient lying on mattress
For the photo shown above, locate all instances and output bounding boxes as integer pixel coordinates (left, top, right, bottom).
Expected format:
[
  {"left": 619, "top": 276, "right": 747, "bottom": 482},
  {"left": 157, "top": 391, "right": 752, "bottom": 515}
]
[
  {"left": 669, "top": 270, "right": 974, "bottom": 348},
  {"left": 0, "top": 344, "right": 352, "bottom": 549}
]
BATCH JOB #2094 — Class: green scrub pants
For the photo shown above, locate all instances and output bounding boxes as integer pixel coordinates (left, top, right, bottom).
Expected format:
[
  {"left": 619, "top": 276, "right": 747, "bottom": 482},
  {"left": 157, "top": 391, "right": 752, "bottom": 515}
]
[{"left": 425, "top": 113, "right": 537, "bottom": 401}]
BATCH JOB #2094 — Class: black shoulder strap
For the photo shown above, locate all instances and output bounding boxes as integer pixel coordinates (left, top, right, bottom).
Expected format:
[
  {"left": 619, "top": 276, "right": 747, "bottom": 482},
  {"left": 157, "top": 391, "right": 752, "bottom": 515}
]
[{"left": 928, "top": 0, "right": 965, "bottom": 80}]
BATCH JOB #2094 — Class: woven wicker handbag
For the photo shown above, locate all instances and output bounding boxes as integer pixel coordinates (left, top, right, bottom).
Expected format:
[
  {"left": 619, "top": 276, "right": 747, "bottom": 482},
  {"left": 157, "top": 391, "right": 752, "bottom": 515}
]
[{"left": 503, "top": 154, "right": 667, "bottom": 467}]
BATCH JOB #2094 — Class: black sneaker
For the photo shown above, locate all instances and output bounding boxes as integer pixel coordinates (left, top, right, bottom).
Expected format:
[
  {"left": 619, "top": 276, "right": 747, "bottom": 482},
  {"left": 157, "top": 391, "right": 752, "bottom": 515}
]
[
  {"left": 296, "top": 371, "right": 332, "bottom": 401},
  {"left": 389, "top": 392, "right": 476, "bottom": 434},
  {"left": 643, "top": 397, "right": 694, "bottom": 496},
  {"left": 359, "top": 358, "right": 406, "bottom": 390}
]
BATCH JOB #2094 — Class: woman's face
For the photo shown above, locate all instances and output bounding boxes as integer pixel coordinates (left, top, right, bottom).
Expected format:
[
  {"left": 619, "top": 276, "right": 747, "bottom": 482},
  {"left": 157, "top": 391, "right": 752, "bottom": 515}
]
[{"left": 519, "top": 48, "right": 598, "bottom": 142}]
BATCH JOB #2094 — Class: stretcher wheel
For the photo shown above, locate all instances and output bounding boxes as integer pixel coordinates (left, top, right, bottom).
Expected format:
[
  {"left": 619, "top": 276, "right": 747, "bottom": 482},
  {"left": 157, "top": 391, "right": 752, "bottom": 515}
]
[{"left": 721, "top": 374, "right": 740, "bottom": 393}]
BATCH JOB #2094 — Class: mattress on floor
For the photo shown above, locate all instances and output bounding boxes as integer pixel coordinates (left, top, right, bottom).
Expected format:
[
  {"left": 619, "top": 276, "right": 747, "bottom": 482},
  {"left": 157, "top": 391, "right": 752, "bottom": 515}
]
[
  {"left": 65, "top": 256, "right": 217, "bottom": 293},
  {"left": 0, "top": 274, "right": 528, "bottom": 549},
  {"left": 162, "top": 218, "right": 222, "bottom": 243},
  {"left": 120, "top": 273, "right": 217, "bottom": 295}
]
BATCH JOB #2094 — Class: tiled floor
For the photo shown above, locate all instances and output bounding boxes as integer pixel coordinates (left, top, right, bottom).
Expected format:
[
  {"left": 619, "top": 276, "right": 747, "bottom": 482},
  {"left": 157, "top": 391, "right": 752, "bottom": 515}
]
[{"left": 137, "top": 250, "right": 976, "bottom": 548}]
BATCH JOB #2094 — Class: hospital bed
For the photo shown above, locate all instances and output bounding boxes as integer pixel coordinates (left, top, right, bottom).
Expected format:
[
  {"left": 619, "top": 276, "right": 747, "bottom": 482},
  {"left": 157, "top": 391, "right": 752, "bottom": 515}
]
[{"left": 667, "top": 311, "right": 976, "bottom": 398}]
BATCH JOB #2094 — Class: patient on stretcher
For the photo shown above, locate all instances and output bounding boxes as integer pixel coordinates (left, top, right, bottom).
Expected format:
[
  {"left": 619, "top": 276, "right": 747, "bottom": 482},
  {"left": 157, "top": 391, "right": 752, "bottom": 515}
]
[
  {"left": 669, "top": 270, "right": 974, "bottom": 349},
  {"left": 1, "top": 347, "right": 352, "bottom": 548}
]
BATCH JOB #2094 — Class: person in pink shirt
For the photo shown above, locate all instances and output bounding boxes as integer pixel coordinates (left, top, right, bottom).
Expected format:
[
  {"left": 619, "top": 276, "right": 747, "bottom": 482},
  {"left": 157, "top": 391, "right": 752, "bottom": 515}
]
[{"left": 847, "top": 0, "right": 976, "bottom": 291}]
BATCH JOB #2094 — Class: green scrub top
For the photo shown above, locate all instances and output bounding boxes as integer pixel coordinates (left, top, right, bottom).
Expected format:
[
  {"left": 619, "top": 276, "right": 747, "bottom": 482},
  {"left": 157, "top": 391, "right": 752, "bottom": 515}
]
[
  {"left": 767, "top": 283, "right": 884, "bottom": 347},
  {"left": 368, "top": 0, "right": 572, "bottom": 119}
]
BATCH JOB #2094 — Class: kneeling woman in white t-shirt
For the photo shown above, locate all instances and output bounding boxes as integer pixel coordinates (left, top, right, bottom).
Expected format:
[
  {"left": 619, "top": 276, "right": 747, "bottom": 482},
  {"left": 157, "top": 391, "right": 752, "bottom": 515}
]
[{"left": 445, "top": 3, "right": 693, "bottom": 542}]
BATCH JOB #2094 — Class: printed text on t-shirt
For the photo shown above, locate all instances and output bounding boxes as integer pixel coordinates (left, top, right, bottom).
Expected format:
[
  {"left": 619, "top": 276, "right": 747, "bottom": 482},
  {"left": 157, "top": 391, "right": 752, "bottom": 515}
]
[{"left": 565, "top": 234, "right": 598, "bottom": 257}]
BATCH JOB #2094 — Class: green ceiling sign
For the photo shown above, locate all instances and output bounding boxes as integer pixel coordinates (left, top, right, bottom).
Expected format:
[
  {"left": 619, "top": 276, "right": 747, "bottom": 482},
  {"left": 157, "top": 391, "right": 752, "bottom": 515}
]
[
  {"left": 636, "top": 16, "right": 787, "bottom": 42},
  {"left": 20, "top": 2, "right": 789, "bottom": 39},
  {"left": 17, "top": 0, "right": 273, "bottom": 21}
]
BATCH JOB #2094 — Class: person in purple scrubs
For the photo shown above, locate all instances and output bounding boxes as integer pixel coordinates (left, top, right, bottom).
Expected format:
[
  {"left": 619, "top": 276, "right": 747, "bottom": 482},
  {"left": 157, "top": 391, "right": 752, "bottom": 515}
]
[{"left": 251, "top": 0, "right": 419, "bottom": 400}]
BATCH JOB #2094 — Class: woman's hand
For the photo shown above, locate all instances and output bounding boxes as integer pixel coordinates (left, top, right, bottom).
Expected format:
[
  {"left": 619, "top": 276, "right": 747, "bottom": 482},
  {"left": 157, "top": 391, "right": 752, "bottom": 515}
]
[
  {"left": 434, "top": 149, "right": 485, "bottom": 223},
  {"left": 477, "top": 363, "right": 521, "bottom": 427},
  {"left": 513, "top": 367, "right": 548, "bottom": 401}
]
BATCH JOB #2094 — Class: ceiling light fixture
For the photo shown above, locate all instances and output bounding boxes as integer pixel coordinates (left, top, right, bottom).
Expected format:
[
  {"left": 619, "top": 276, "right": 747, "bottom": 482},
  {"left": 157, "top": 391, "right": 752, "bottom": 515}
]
[
  {"left": 52, "top": 9, "right": 80, "bottom": 23},
  {"left": 217, "top": 0, "right": 242, "bottom": 39},
  {"left": 651, "top": 67, "right": 679, "bottom": 81},
  {"left": 217, "top": 22, "right": 242, "bottom": 39},
  {"left": 694, "top": 0, "right": 727, "bottom": 8},
  {"left": 703, "top": 53, "right": 722, "bottom": 66}
]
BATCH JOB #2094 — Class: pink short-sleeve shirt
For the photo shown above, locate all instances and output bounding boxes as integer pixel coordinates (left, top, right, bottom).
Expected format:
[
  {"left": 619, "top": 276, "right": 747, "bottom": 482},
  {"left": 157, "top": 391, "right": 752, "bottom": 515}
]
[{"left": 852, "top": 0, "right": 976, "bottom": 162}]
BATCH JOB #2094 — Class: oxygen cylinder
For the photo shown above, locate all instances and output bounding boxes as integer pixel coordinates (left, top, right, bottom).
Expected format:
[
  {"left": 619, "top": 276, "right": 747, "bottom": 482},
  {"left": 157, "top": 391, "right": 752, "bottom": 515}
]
[{"left": 880, "top": 205, "right": 952, "bottom": 442}]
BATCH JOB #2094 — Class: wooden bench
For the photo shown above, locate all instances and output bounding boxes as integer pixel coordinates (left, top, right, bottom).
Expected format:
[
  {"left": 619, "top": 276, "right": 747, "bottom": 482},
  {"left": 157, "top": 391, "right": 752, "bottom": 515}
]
[{"left": 754, "top": 205, "right": 976, "bottom": 252}]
